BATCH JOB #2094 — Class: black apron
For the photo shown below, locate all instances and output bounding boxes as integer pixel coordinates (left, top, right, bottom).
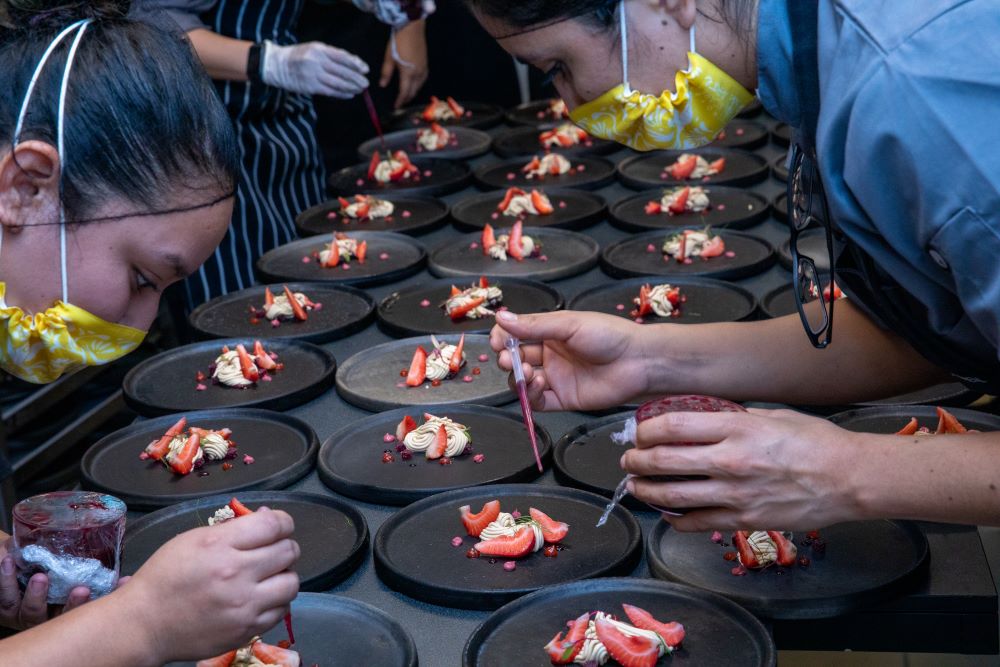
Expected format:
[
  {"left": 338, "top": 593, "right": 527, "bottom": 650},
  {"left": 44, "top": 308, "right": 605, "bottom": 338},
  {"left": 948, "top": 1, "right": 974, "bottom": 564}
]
[
  {"left": 184, "top": 0, "right": 327, "bottom": 308},
  {"left": 787, "top": 0, "right": 1000, "bottom": 394}
]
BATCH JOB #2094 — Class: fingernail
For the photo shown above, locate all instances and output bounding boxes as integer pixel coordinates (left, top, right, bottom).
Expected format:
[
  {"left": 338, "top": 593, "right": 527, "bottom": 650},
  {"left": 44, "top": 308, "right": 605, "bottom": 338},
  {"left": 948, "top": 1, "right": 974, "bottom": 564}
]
[
  {"left": 619, "top": 454, "right": 628, "bottom": 470},
  {"left": 258, "top": 506, "right": 271, "bottom": 512},
  {"left": 497, "top": 311, "right": 517, "bottom": 322},
  {"left": 30, "top": 576, "right": 45, "bottom": 592},
  {"left": 1, "top": 557, "right": 13, "bottom": 575},
  {"left": 626, "top": 480, "right": 635, "bottom": 495}
]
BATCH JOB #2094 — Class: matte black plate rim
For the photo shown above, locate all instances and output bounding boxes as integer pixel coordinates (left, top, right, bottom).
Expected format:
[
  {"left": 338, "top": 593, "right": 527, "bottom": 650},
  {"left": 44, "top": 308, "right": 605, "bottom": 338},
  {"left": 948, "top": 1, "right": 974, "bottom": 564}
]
[
  {"left": 450, "top": 188, "right": 608, "bottom": 233},
  {"left": 760, "top": 282, "right": 796, "bottom": 320},
  {"left": 599, "top": 229, "right": 776, "bottom": 281},
  {"left": 607, "top": 187, "right": 772, "bottom": 233},
  {"left": 568, "top": 275, "right": 759, "bottom": 322},
  {"left": 462, "top": 577, "right": 777, "bottom": 667},
  {"left": 357, "top": 126, "right": 493, "bottom": 161},
  {"left": 616, "top": 149, "right": 769, "bottom": 191},
  {"left": 295, "top": 194, "right": 450, "bottom": 237},
  {"left": 828, "top": 404, "right": 1000, "bottom": 431}
]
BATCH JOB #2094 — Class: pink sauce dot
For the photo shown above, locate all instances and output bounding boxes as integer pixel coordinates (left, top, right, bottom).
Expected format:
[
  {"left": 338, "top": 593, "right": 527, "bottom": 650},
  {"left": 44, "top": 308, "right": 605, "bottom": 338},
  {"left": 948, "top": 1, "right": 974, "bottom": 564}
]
[
  {"left": 702, "top": 176, "right": 711, "bottom": 182},
  {"left": 379, "top": 252, "right": 390, "bottom": 260},
  {"left": 511, "top": 510, "right": 521, "bottom": 519},
  {"left": 473, "top": 454, "right": 485, "bottom": 464},
  {"left": 646, "top": 244, "right": 656, "bottom": 253},
  {"left": 451, "top": 537, "right": 464, "bottom": 547},
  {"left": 615, "top": 304, "right": 626, "bottom": 311},
  {"left": 402, "top": 210, "right": 412, "bottom": 218},
  {"left": 261, "top": 374, "right": 273, "bottom": 382},
  {"left": 539, "top": 255, "right": 549, "bottom": 262},
  {"left": 243, "top": 454, "right": 255, "bottom": 465},
  {"left": 736, "top": 128, "right": 745, "bottom": 135},
  {"left": 301, "top": 256, "right": 311, "bottom": 263},
  {"left": 327, "top": 212, "right": 337, "bottom": 220},
  {"left": 396, "top": 382, "right": 406, "bottom": 388},
  {"left": 634, "top": 317, "right": 645, "bottom": 324},
  {"left": 725, "top": 251, "right": 736, "bottom": 258},
  {"left": 313, "top": 303, "right": 323, "bottom": 311},
  {"left": 683, "top": 258, "right": 694, "bottom": 265},
  {"left": 536, "top": 111, "right": 545, "bottom": 119},
  {"left": 383, "top": 433, "right": 397, "bottom": 443},
  {"left": 470, "top": 242, "right": 479, "bottom": 250},
  {"left": 660, "top": 173, "right": 669, "bottom": 180},
  {"left": 558, "top": 201, "right": 567, "bottom": 209},
  {"left": 465, "top": 111, "right": 473, "bottom": 117},
  {"left": 196, "top": 383, "right": 207, "bottom": 391},
  {"left": 478, "top": 354, "right": 489, "bottom": 362},
  {"left": 716, "top": 204, "right": 726, "bottom": 211},
  {"left": 139, "top": 452, "right": 149, "bottom": 461},
  {"left": 271, "top": 319, "right": 281, "bottom": 328},
  {"left": 711, "top": 531, "right": 724, "bottom": 543},
  {"left": 491, "top": 212, "right": 500, "bottom": 220},
  {"left": 341, "top": 263, "right": 351, "bottom": 270},
  {"left": 420, "top": 299, "right": 431, "bottom": 307},
  {"left": 731, "top": 565, "right": 748, "bottom": 577},
  {"left": 577, "top": 164, "right": 586, "bottom": 172},
  {"left": 503, "top": 561, "right": 517, "bottom": 572},
  {"left": 356, "top": 178, "right": 365, "bottom": 186},
  {"left": 463, "top": 375, "right": 474, "bottom": 383},
  {"left": 506, "top": 173, "right": 516, "bottom": 181},
  {"left": 423, "top": 170, "right": 433, "bottom": 177}
]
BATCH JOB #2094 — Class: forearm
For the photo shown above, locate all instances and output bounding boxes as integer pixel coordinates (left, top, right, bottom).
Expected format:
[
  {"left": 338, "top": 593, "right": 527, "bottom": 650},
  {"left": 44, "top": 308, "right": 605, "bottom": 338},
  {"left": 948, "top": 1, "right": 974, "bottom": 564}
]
[
  {"left": 186, "top": 28, "right": 252, "bottom": 81},
  {"left": 640, "top": 299, "right": 949, "bottom": 405}
]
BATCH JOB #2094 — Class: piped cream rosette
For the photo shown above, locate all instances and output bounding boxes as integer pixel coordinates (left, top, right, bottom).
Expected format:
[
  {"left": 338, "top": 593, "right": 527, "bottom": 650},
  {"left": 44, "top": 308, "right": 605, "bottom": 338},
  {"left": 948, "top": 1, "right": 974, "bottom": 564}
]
[
  {"left": 402, "top": 415, "right": 471, "bottom": 458},
  {"left": 213, "top": 350, "right": 253, "bottom": 388},
  {"left": 478, "top": 512, "right": 544, "bottom": 552},
  {"left": 426, "top": 335, "right": 466, "bottom": 381}
]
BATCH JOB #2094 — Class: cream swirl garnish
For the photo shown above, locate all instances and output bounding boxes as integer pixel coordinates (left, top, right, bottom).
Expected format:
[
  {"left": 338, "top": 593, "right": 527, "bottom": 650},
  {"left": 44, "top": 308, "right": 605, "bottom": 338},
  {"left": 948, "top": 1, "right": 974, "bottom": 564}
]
[
  {"left": 488, "top": 234, "right": 536, "bottom": 262},
  {"left": 661, "top": 186, "right": 710, "bottom": 213},
  {"left": 426, "top": 337, "right": 466, "bottom": 380},
  {"left": 319, "top": 238, "right": 359, "bottom": 265},
  {"left": 166, "top": 434, "right": 204, "bottom": 467},
  {"left": 200, "top": 432, "right": 230, "bottom": 461},
  {"left": 265, "top": 292, "right": 309, "bottom": 321},
  {"left": 741, "top": 530, "right": 779, "bottom": 569},
  {"left": 502, "top": 192, "right": 539, "bottom": 217},
  {"left": 574, "top": 613, "right": 666, "bottom": 665},
  {"left": 207, "top": 505, "right": 235, "bottom": 526},
  {"left": 213, "top": 350, "right": 253, "bottom": 387},
  {"left": 647, "top": 284, "right": 677, "bottom": 318},
  {"left": 524, "top": 154, "right": 571, "bottom": 179},
  {"left": 478, "top": 513, "right": 545, "bottom": 551},
  {"left": 344, "top": 196, "right": 393, "bottom": 219},
  {"left": 445, "top": 285, "right": 503, "bottom": 320},
  {"left": 402, "top": 415, "right": 470, "bottom": 457},
  {"left": 417, "top": 125, "right": 451, "bottom": 151},
  {"left": 662, "top": 230, "right": 715, "bottom": 260},
  {"left": 542, "top": 123, "right": 586, "bottom": 148},
  {"left": 677, "top": 155, "right": 723, "bottom": 179}
]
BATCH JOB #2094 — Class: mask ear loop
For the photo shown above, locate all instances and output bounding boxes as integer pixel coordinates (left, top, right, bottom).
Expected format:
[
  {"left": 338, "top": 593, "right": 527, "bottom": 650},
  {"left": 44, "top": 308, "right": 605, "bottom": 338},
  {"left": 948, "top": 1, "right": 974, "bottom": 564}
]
[{"left": 619, "top": 0, "right": 631, "bottom": 95}]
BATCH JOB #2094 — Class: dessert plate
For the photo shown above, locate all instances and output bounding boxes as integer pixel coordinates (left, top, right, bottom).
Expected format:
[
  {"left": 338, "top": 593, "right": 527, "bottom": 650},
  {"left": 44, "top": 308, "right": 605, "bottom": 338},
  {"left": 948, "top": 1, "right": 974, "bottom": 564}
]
[
  {"left": 328, "top": 157, "right": 471, "bottom": 197},
  {"left": 377, "top": 277, "right": 564, "bottom": 337},
  {"left": 778, "top": 228, "right": 831, "bottom": 271},
  {"left": 256, "top": 231, "right": 426, "bottom": 288},
  {"left": 569, "top": 276, "right": 757, "bottom": 324},
  {"left": 772, "top": 154, "right": 790, "bottom": 182},
  {"left": 829, "top": 405, "right": 1000, "bottom": 433},
  {"left": 295, "top": 194, "right": 448, "bottom": 237},
  {"left": 760, "top": 282, "right": 799, "bottom": 320},
  {"left": 387, "top": 100, "right": 503, "bottom": 130},
  {"left": 170, "top": 593, "right": 415, "bottom": 667},
  {"left": 428, "top": 227, "right": 599, "bottom": 282},
  {"left": 473, "top": 155, "right": 615, "bottom": 191},
  {"left": 601, "top": 230, "right": 775, "bottom": 281},
  {"left": 81, "top": 409, "right": 318, "bottom": 511},
  {"left": 335, "top": 334, "right": 513, "bottom": 412},
  {"left": 738, "top": 98, "right": 764, "bottom": 118},
  {"left": 357, "top": 126, "right": 492, "bottom": 161},
  {"left": 772, "top": 122, "right": 793, "bottom": 147},
  {"left": 451, "top": 189, "right": 607, "bottom": 232},
  {"left": 373, "top": 484, "right": 642, "bottom": 610},
  {"left": 493, "top": 127, "right": 618, "bottom": 158},
  {"left": 646, "top": 519, "right": 929, "bottom": 619},
  {"left": 122, "top": 338, "right": 336, "bottom": 417},
  {"left": 552, "top": 413, "right": 647, "bottom": 511},
  {"left": 318, "top": 404, "right": 551, "bottom": 505},
  {"left": 709, "top": 119, "right": 769, "bottom": 150},
  {"left": 504, "top": 99, "right": 571, "bottom": 129},
  {"left": 609, "top": 187, "right": 770, "bottom": 232},
  {"left": 464, "top": 578, "right": 776, "bottom": 667},
  {"left": 188, "top": 282, "right": 374, "bottom": 344},
  {"left": 123, "top": 492, "right": 365, "bottom": 592},
  {"left": 617, "top": 149, "right": 769, "bottom": 190}
]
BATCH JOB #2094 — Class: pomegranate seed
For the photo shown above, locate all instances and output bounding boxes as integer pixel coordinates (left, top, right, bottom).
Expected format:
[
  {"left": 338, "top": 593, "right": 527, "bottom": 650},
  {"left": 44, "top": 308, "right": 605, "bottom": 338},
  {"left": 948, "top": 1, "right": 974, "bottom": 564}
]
[
  {"left": 478, "top": 354, "right": 489, "bottom": 362},
  {"left": 543, "top": 545, "right": 558, "bottom": 558},
  {"left": 463, "top": 375, "right": 473, "bottom": 383},
  {"left": 806, "top": 530, "right": 820, "bottom": 540},
  {"left": 400, "top": 450, "right": 413, "bottom": 461},
  {"left": 799, "top": 556, "right": 811, "bottom": 567},
  {"left": 420, "top": 299, "right": 431, "bottom": 307},
  {"left": 711, "top": 531, "right": 723, "bottom": 543},
  {"left": 431, "top": 379, "right": 442, "bottom": 387},
  {"left": 382, "top": 452, "right": 395, "bottom": 463},
  {"left": 439, "top": 457, "right": 453, "bottom": 466},
  {"left": 242, "top": 455, "right": 255, "bottom": 465},
  {"left": 723, "top": 551, "right": 738, "bottom": 561},
  {"left": 402, "top": 210, "right": 412, "bottom": 218},
  {"left": 731, "top": 565, "right": 747, "bottom": 576},
  {"left": 466, "top": 548, "right": 480, "bottom": 559},
  {"left": 400, "top": 370, "right": 408, "bottom": 377},
  {"left": 472, "top": 367, "right": 481, "bottom": 375},
  {"left": 221, "top": 463, "right": 233, "bottom": 471}
]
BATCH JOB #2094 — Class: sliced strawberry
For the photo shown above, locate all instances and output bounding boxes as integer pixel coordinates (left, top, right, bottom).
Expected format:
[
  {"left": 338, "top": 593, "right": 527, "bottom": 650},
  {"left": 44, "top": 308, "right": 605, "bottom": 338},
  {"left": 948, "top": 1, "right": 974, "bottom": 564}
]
[
  {"left": 450, "top": 285, "right": 462, "bottom": 297},
  {"left": 667, "top": 187, "right": 690, "bottom": 215},
  {"left": 733, "top": 530, "right": 760, "bottom": 568},
  {"left": 896, "top": 417, "right": 920, "bottom": 436},
  {"left": 522, "top": 156, "right": 542, "bottom": 174},
  {"left": 254, "top": 340, "right": 277, "bottom": 371},
  {"left": 422, "top": 96, "right": 440, "bottom": 122},
  {"left": 622, "top": 604, "right": 685, "bottom": 649},
  {"left": 549, "top": 159, "right": 564, "bottom": 175},
  {"left": 354, "top": 201, "right": 371, "bottom": 219},
  {"left": 446, "top": 96, "right": 465, "bottom": 117},
  {"left": 264, "top": 286, "right": 276, "bottom": 309},
  {"left": 531, "top": 189, "right": 554, "bottom": 215},
  {"left": 282, "top": 285, "right": 308, "bottom": 321},
  {"left": 337, "top": 196, "right": 351, "bottom": 210},
  {"left": 449, "top": 296, "right": 485, "bottom": 321},
  {"left": 474, "top": 525, "right": 535, "bottom": 558},
  {"left": 676, "top": 231, "right": 689, "bottom": 263},
  {"left": 644, "top": 201, "right": 662, "bottom": 215},
  {"left": 449, "top": 334, "right": 466, "bottom": 374},
  {"left": 324, "top": 234, "right": 341, "bottom": 268},
  {"left": 498, "top": 187, "right": 525, "bottom": 212},
  {"left": 630, "top": 284, "right": 653, "bottom": 318},
  {"left": 430, "top": 121, "right": 446, "bottom": 137},
  {"left": 195, "top": 650, "right": 238, "bottom": 667},
  {"left": 145, "top": 416, "right": 187, "bottom": 461},
  {"left": 544, "top": 630, "right": 583, "bottom": 665},
  {"left": 529, "top": 507, "right": 569, "bottom": 543},
  {"left": 396, "top": 415, "right": 417, "bottom": 441},
  {"left": 668, "top": 154, "right": 698, "bottom": 180},
  {"left": 508, "top": 221, "right": 525, "bottom": 261},
  {"left": 168, "top": 433, "right": 201, "bottom": 476},
  {"left": 482, "top": 223, "right": 496, "bottom": 255},
  {"left": 700, "top": 234, "right": 726, "bottom": 258},
  {"left": 367, "top": 151, "right": 381, "bottom": 180},
  {"left": 235, "top": 344, "right": 260, "bottom": 383},
  {"left": 823, "top": 282, "right": 844, "bottom": 302},
  {"left": 936, "top": 407, "right": 968, "bottom": 434},
  {"left": 229, "top": 498, "right": 253, "bottom": 516},
  {"left": 766, "top": 531, "right": 799, "bottom": 567},
  {"left": 389, "top": 162, "right": 409, "bottom": 182},
  {"left": 594, "top": 614, "right": 661, "bottom": 667},
  {"left": 356, "top": 240, "right": 368, "bottom": 264},
  {"left": 479, "top": 276, "right": 489, "bottom": 288},
  {"left": 459, "top": 499, "right": 501, "bottom": 537},
  {"left": 405, "top": 346, "right": 428, "bottom": 387},
  {"left": 425, "top": 423, "right": 448, "bottom": 460},
  {"left": 709, "top": 157, "right": 727, "bottom": 173},
  {"left": 539, "top": 129, "right": 556, "bottom": 145},
  {"left": 251, "top": 640, "right": 301, "bottom": 667}
]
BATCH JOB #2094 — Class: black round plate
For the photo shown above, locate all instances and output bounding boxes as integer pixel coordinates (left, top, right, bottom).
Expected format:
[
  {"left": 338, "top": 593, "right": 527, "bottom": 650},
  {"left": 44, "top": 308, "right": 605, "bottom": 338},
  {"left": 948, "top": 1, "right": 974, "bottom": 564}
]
[
  {"left": 859, "top": 384, "right": 979, "bottom": 408},
  {"left": 772, "top": 154, "right": 790, "bottom": 182},
  {"left": 552, "top": 413, "right": 648, "bottom": 511},
  {"left": 738, "top": 98, "right": 764, "bottom": 118},
  {"left": 328, "top": 157, "right": 471, "bottom": 197},
  {"left": 387, "top": 100, "right": 504, "bottom": 130},
  {"left": 601, "top": 230, "right": 775, "bottom": 281},
  {"left": 504, "top": 99, "right": 571, "bottom": 129},
  {"left": 464, "top": 578, "right": 776, "bottom": 667},
  {"left": 82, "top": 410, "right": 318, "bottom": 511},
  {"left": 474, "top": 155, "right": 615, "bottom": 191},
  {"left": 188, "top": 282, "right": 375, "bottom": 344},
  {"left": 319, "top": 404, "right": 551, "bottom": 505},
  {"left": 123, "top": 492, "right": 366, "bottom": 592},
  {"left": 295, "top": 194, "right": 448, "bottom": 237},
  {"left": 710, "top": 120, "right": 769, "bottom": 150},
  {"left": 377, "top": 277, "right": 565, "bottom": 337},
  {"left": 760, "top": 282, "right": 798, "bottom": 320},
  {"left": 829, "top": 404, "right": 1000, "bottom": 433},
  {"left": 358, "top": 126, "right": 492, "bottom": 161},
  {"left": 773, "top": 192, "right": 823, "bottom": 227},
  {"left": 609, "top": 187, "right": 770, "bottom": 232},
  {"left": 451, "top": 189, "right": 607, "bottom": 232},
  {"left": 122, "top": 338, "right": 337, "bottom": 417},
  {"left": 617, "top": 149, "right": 769, "bottom": 190},
  {"left": 373, "top": 484, "right": 643, "bottom": 610},
  {"left": 170, "top": 593, "right": 415, "bottom": 667},
  {"left": 569, "top": 276, "right": 758, "bottom": 324},
  {"left": 429, "top": 227, "right": 599, "bottom": 282},
  {"left": 256, "top": 231, "right": 426, "bottom": 288},
  {"left": 335, "top": 334, "right": 513, "bottom": 412},
  {"left": 493, "top": 127, "right": 618, "bottom": 159},
  {"left": 772, "top": 123, "right": 792, "bottom": 147},
  {"left": 778, "top": 228, "right": 830, "bottom": 271},
  {"left": 646, "top": 519, "right": 929, "bottom": 619}
]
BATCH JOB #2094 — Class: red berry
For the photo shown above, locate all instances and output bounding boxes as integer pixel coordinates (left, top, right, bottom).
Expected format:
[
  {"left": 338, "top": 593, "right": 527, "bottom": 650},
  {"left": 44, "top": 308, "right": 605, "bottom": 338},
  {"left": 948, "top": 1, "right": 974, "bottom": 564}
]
[
  {"left": 723, "top": 551, "right": 738, "bottom": 561},
  {"left": 466, "top": 548, "right": 480, "bottom": 559},
  {"left": 400, "top": 370, "right": 407, "bottom": 377},
  {"left": 438, "top": 457, "right": 453, "bottom": 466},
  {"left": 806, "top": 530, "right": 820, "bottom": 540},
  {"left": 472, "top": 367, "right": 481, "bottom": 375},
  {"left": 221, "top": 463, "right": 233, "bottom": 471},
  {"left": 382, "top": 452, "right": 395, "bottom": 463},
  {"left": 543, "top": 544, "right": 558, "bottom": 558},
  {"left": 431, "top": 379, "right": 442, "bottom": 387},
  {"left": 799, "top": 556, "right": 811, "bottom": 567}
]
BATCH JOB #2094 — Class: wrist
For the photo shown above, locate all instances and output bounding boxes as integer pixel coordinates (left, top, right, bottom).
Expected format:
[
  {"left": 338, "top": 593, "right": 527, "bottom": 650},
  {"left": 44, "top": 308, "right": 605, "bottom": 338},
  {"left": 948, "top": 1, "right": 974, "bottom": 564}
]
[
  {"left": 109, "top": 581, "right": 166, "bottom": 667},
  {"left": 839, "top": 432, "right": 888, "bottom": 522},
  {"left": 635, "top": 323, "right": 701, "bottom": 397}
]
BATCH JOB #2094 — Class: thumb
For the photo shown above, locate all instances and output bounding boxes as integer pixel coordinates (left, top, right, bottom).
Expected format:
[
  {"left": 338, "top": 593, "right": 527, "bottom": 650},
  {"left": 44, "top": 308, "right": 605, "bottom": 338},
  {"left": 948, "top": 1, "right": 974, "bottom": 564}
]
[
  {"left": 495, "top": 310, "right": 577, "bottom": 343},
  {"left": 380, "top": 55, "right": 395, "bottom": 88}
]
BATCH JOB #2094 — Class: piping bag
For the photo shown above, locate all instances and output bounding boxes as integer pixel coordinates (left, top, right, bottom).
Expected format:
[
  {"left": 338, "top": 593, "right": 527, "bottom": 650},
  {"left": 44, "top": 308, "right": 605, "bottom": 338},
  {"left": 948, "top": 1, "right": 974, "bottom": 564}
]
[{"left": 505, "top": 336, "right": 544, "bottom": 473}]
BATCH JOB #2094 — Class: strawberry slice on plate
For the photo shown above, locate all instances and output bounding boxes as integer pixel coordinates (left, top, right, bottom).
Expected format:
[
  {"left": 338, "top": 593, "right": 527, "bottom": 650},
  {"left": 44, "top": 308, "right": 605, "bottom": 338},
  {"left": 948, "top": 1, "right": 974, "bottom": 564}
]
[
  {"left": 449, "top": 334, "right": 466, "bottom": 375},
  {"left": 543, "top": 612, "right": 590, "bottom": 665},
  {"left": 195, "top": 650, "right": 238, "bottom": 667},
  {"left": 700, "top": 234, "right": 726, "bottom": 258},
  {"left": 667, "top": 154, "right": 698, "bottom": 180},
  {"left": 448, "top": 296, "right": 485, "bottom": 322},
  {"left": 667, "top": 187, "right": 690, "bottom": 215},
  {"left": 529, "top": 507, "right": 569, "bottom": 543},
  {"left": 264, "top": 286, "right": 276, "bottom": 309},
  {"left": 396, "top": 415, "right": 417, "bottom": 441},
  {"left": 644, "top": 201, "right": 662, "bottom": 216},
  {"left": 405, "top": 346, "right": 428, "bottom": 387},
  {"left": 709, "top": 157, "right": 727, "bottom": 173},
  {"left": 896, "top": 417, "right": 920, "bottom": 436},
  {"left": 145, "top": 416, "right": 187, "bottom": 461},
  {"left": 733, "top": 530, "right": 759, "bottom": 568},
  {"left": 282, "top": 285, "right": 308, "bottom": 321},
  {"left": 622, "top": 604, "right": 685, "bottom": 649},
  {"left": 936, "top": 407, "right": 968, "bottom": 434},
  {"left": 229, "top": 497, "right": 254, "bottom": 517},
  {"left": 168, "top": 432, "right": 201, "bottom": 476},
  {"left": 254, "top": 340, "right": 277, "bottom": 371},
  {"left": 482, "top": 224, "right": 496, "bottom": 255},
  {"left": 508, "top": 221, "right": 525, "bottom": 261},
  {"left": 236, "top": 344, "right": 260, "bottom": 383},
  {"left": 459, "top": 500, "right": 501, "bottom": 537},
  {"left": 425, "top": 423, "right": 448, "bottom": 460},
  {"left": 251, "top": 640, "right": 301, "bottom": 667},
  {"left": 766, "top": 530, "right": 798, "bottom": 567},
  {"left": 367, "top": 151, "right": 381, "bottom": 180},
  {"left": 594, "top": 615, "right": 661, "bottom": 667},
  {"left": 474, "top": 525, "right": 535, "bottom": 558},
  {"left": 531, "top": 189, "right": 554, "bottom": 215}
]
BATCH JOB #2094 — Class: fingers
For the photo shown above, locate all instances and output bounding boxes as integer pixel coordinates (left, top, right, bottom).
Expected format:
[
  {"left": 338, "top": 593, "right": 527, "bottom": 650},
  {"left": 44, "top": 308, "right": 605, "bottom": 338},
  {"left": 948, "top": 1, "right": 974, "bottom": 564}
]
[
  {"left": 116, "top": 576, "right": 132, "bottom": 589},
  {"left": 252, "top": 604, "right": 292, "bottom": 638},
  {"left": 60, "top": 586, "right": 91, "bottom": 614},
  {"left": 664, "top": 507, "right": 742, "bottom": 533},
  {"left": 316, "top": 68, "right": 368, "bottom": 96},
  {"left": 495, "top": 344, "right": 543, "bottom": 371},
  {"left": 492, "top": 311, "right": 578, "bottom": 348},
  {"left": 222, "top": 509, "right": 295, "bottom": 551},
  {"left": 380, "top": 50, "right": 396, "bottom": 88},
  {"left": 17, "top": 574, "right": 49, "bottom": 628},
  {"left": 316, "top": 44, "right": 369, "bottom": 75},
  {"left": 251, "top": 573, "right": 300, "bottom": 620},
  {"left": 242, "top": 539, "right": 301, "bottom": 580},
  {"left": 621, "top": 445, "right": 721, "bottom": 478},
  {"left": 635, "top": 411, "right": 749, "bottom": 449},
  {"left": 628, "top": 477, "right": 729, "bottom": 511},
  {"left": 0, "top": 557, "right": 21, "bottom": 624},
  {"left": 396, "top": 68, "right": 427, "bottom": 109}
]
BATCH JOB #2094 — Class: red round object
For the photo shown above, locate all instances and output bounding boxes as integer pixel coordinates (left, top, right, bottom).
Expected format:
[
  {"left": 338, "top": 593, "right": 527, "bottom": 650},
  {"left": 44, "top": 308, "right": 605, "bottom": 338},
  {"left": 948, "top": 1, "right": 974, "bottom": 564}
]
[
  {"left": 723, "top": 551, "right": 738, "bottom": 561},
  {"left": 466, "top": 547, "right": 480, "bottom": 559},
  {"left": 543, "top": 544, "right": 558, "bottom": 558},
  {"left": 635, "top": 395, "right": 746, "bottom": 445}
]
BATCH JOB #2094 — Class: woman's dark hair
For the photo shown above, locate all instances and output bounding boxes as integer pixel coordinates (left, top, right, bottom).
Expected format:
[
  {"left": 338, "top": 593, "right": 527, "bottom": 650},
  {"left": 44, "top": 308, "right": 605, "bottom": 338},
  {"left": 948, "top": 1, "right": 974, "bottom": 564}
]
[{"left": 0, "top": 0, "right": 238, "bottom": 221}]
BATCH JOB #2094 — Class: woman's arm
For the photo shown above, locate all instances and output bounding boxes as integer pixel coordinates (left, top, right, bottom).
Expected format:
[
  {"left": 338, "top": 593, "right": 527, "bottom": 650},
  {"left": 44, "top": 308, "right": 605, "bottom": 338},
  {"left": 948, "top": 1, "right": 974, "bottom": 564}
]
[{"left": 186, "top": 29, "right": 252, "bottom": 81}]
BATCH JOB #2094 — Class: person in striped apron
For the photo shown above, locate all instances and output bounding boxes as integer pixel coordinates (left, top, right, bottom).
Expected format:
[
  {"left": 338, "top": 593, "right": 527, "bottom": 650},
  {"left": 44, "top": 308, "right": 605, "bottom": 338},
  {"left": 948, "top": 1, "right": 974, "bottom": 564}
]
[{"left": 137, "top": 0, "right": 434, "bottom": 308}]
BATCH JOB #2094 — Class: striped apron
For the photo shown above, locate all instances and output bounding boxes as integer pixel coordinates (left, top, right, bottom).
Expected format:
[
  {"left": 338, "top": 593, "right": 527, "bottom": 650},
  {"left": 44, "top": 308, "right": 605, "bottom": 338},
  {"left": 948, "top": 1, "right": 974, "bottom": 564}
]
[{"left": 185, "top": 0, "right": 327, "bottom": 307}]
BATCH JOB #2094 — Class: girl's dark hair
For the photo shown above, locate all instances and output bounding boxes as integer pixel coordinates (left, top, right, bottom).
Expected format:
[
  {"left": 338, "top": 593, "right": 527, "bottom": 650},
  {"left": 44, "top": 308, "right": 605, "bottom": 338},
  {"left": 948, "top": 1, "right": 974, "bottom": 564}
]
[{"left": 0, "top": 0, "right": 238, "bottom": 220}]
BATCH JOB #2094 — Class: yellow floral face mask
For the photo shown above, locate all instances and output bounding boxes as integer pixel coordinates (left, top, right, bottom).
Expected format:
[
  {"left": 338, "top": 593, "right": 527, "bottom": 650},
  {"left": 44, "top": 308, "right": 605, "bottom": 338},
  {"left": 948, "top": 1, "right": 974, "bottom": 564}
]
[
  {"left": 569, "top": 1, "right": 754, "bottom": 152},
  {"left": 0, "top": 20, "right": 146, "bottom": 384}
]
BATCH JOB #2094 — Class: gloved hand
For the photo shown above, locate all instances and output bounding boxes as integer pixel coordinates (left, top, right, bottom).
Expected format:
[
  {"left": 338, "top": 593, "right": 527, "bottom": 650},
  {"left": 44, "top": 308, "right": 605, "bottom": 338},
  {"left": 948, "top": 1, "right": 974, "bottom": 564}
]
[{"left": 262, "top": 40, "right": 370, "bottom": 98}]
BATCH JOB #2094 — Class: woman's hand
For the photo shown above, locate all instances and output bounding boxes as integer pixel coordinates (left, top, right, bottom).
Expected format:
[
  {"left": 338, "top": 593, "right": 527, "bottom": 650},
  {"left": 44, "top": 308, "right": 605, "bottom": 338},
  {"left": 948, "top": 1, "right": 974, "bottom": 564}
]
[
  {"left": 621, "top": 408, "right": 867, "bottom": 531},
  {"left": 119, "top": 508, "right": 300, "bottom": 663},
  {"left": 489, "top": 310, "right": 652, "bottom": 411},
  {"left": 380, "top": 20, "right": 429, "bottom": 109},
  {"left": 0, "top": 539, "right": 91, "bottom": 631}
]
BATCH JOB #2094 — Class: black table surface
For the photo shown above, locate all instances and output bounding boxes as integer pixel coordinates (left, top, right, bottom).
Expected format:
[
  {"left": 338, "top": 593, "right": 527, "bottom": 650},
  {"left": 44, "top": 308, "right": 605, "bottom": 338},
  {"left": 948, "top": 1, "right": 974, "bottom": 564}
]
[{"left": 128, "top": 115, "right": 998, "bottom": 665}]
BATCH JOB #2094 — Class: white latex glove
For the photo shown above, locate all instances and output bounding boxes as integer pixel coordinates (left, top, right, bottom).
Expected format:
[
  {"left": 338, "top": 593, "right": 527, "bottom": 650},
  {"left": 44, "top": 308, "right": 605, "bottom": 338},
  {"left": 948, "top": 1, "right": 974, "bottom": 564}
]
[{"left": 262, "top": 40, "right": 369, "bottom": 98}]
